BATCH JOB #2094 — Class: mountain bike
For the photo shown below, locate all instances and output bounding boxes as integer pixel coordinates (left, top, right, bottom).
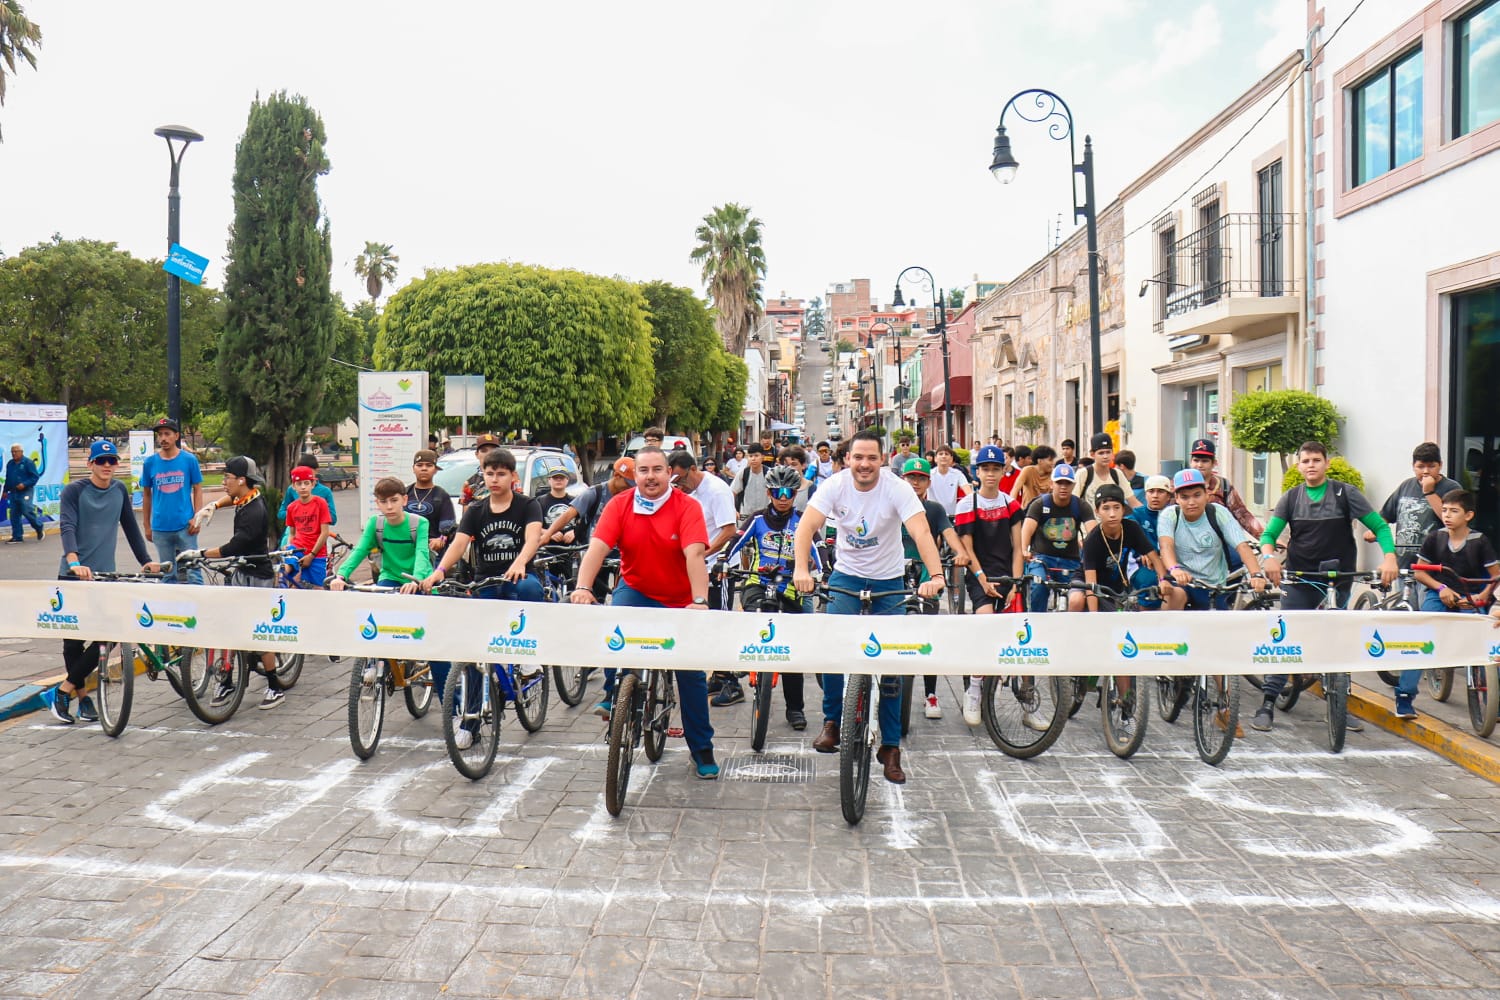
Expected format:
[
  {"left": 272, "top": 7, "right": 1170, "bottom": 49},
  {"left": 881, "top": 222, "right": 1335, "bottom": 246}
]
[
  {"left": 819, "top": 581, "right": 914, "bottom": 825},
  {"left": 970, "top": 575, "right": 1072, "bottom": 759},
  {"left": 605, "top": 666, "right": 678, "bottom": 817},
  {"left": 1077, "top": 582, "right": 1158, "bottom": 759},
  {"left": 1409, "top": 562, "right": 1498, "bottom": 737},
  {"left": 726, "top": 567, "right": 810, "bottom": 752},
  {"left": 272, "top": 531, "right": 354, "bottom": 677},
  {"left": 1160, "top": 572, "right": 1261, "bottom": 766},
  {"left": 1352, "top": 568, "right": 1422, "bottom": 687},
  {"left": 84, "top": 570, "right": 167, "bottom": 736},
  {"left": 1272, "top": 564, "right": 1376, "bottom": 753},
  {"left": 339, "top": 582, "right": 434, "bottom": 760},
  {"left": 535, "top": 544, "right": 595, "bottom": 706}
]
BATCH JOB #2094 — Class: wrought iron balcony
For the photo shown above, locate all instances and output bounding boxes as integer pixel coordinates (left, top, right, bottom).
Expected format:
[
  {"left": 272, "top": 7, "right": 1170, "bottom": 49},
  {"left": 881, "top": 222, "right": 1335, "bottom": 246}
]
[{"left": 1153, "top": 212, "right": 1300, "bottom": 341}]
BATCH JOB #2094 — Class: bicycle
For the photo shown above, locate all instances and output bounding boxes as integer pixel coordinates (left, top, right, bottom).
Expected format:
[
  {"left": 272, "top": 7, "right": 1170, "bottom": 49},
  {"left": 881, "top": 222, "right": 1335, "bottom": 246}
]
[
  {"left": 432, "top": 576, "right": 550, "bottom": 780},
  {"left": 974, "top": 575, "right": 1072, "bottom": 760},
  {"left": 727, "top": 567, "right": 808, "bottom": 752},
  {"left": 604, "top": 666, "right": 678, "bottom": 817},
  {"left": 340, "top": 582, "right": 435, "bottom": 760},
  {"left": 175, "top": 551, "right": 303, "bottom": 725},
  {"left": 1408, "top": 562, "right": 1498, "bottom": 737},
  {"left": 1268, "top": 563, "right": 1376, "bottom": 753},
  {"left": 818, "top": 581, "right": 914, "bottom": 826},
  {"left": 272, "top": 535, "right": 351, "bottom": 682},
  {"left": 941, "top": 545, "right": 967, "bottom": 616},
  {"left": 1352, "top": 568, "right": 1422, "bottom": 688},
  {"left": 1076, "top": 582, "right": 1158, "bottom": 759},
  {"left": 533, "top": 543, "right": 595, "bottom": 707},
  {"left": 1159, "top": 572, "right": 1260, "bottom": 766},
  {"left": 82, "top": 570, "right": 167, "bottom": 736}
]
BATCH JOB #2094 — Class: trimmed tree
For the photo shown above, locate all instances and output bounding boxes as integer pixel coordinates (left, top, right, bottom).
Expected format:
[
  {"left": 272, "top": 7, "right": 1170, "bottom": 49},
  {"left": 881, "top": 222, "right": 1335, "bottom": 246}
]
[
  {"left": 640, "top": 281, "right": 722, "bottom": 432},
  {"left": 376, "top": 262, "right": 653, "bottom": 453},
  {"left": 220, "top": 91, "right": 336, "bottom": 490},
  {"left": 1227, "top": 388, "right": 1341, "bottom": 473}
]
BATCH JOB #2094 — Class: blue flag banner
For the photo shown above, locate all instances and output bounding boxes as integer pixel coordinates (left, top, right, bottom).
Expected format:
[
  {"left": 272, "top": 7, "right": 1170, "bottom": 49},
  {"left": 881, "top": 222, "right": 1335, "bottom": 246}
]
[{"left": 163, "top": 244, "right": 209, "bottom": 285}]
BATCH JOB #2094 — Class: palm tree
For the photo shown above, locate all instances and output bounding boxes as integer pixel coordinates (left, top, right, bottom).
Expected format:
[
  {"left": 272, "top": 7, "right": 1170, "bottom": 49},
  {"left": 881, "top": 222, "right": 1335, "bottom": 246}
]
[
  {"left": 689, "top": 203, "right": 766, "bottom": 354},
  {"left": 353, "top": 241, "right": 399, "bottom": 302},
  {"left": 803, "top": 295, "right": 826, "bottom": 340},
  {"left": 0, "top": 0, "right": 43, "bottom": 143}
]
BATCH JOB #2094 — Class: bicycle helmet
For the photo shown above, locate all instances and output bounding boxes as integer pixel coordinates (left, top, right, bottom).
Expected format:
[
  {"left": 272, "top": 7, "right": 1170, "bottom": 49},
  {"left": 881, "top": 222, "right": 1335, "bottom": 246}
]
[{"left": 765, "top": 465, "right": 803, "bottom": 492}]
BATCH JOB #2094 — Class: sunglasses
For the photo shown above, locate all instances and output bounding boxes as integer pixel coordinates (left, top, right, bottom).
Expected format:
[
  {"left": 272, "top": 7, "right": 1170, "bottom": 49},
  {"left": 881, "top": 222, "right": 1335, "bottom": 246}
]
[
  {"left": 770, "top": 486, "right": 796, "bottom": 500},
  {"left": 93, "top": 457, "right": 119, "bottom": 466}
]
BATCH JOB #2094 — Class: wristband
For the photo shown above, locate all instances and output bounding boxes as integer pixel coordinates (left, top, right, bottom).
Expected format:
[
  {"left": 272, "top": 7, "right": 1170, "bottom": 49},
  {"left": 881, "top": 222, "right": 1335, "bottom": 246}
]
[
  {"left": 1423, "top": 491, "right": 1436, "bottom": 497},
  {"left": 1170, "top": 564, "right": 1183, "bottom": 573},
  {"left": 68, "top": 560, "right": 81, "bottom": 569},
  {"left": 1438, "top": 584, "right": 1446, "bottom": 592}
]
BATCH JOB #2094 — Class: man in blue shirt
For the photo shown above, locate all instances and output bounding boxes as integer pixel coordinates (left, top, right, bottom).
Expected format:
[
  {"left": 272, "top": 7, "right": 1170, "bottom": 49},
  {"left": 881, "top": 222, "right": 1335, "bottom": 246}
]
[
  {"left": 141, "top": 418, "right": 204, "bottom": 583},
  {"left": 4, "top": 441, "right": 46, "bottom": 543}
]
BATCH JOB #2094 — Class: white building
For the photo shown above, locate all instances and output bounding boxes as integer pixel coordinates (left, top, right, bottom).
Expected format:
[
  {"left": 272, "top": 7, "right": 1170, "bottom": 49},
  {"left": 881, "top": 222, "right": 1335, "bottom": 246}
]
[
  {"left": 1119, "top": 52, "right": 1308, "bottom": 518},
  {"left": 1312, "top": 0, "right": 1500, "bottom": 532}
]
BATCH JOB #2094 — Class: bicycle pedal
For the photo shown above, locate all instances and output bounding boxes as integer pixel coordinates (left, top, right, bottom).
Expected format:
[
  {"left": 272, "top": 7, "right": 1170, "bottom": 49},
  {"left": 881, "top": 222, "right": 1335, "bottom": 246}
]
[{"left": 667, "top": 726, "right": 684, "bottom": 738}]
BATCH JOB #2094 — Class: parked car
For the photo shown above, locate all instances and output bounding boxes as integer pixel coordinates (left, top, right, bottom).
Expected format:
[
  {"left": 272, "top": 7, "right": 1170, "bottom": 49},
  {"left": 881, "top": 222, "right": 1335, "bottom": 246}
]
[
  {"left": 622, "top": 434, "right": 693, "bottom": 456},
  {"left": 435, "top": 446, "right": 585, "bottom": 503}
]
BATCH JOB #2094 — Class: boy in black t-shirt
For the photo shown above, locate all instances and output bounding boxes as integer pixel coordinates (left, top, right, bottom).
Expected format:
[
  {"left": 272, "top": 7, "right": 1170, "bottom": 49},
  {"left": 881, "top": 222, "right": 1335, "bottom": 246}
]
[
  {"left": 424, "top": 448, "right": 544, "bottom": 601},
  {"left": 1020, "top": 463, "right": 1096, "bottom": 613},
  {"left": 1080, "top": 485, "right": 1171, "bottom": 611},
  {"left": 538, "top": 467, "right": 576, "bottom": 544},
  {"left": 406, "top": 449, "right": 456, "bottom": 557}
]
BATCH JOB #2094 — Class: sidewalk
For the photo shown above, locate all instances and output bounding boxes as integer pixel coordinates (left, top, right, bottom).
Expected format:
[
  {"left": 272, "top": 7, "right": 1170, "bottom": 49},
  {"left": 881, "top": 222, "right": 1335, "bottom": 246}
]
[{"left": 1348, "top": 668, "right": 1500, "bottom": 784}]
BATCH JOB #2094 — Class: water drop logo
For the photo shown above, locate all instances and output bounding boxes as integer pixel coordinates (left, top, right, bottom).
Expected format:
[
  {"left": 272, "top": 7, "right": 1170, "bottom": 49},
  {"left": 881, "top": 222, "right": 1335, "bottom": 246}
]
[
  {"left": 1016, "top": 618, "right": 1033, "bottom": 646},
  {"left": 50, "top": 589, "right": 63, "bottom": 612},
  {"left": 137, "top": 604, "right": 156, "bottom": 628},
  {"left": 607, "top": 626, "right": 626, "bottom": 652},
  {"left": 1118, "top": 631, "right": 1139, "bottom": 659},
  {"left": 509, "top": 610, "right": 527, "bottom": 636},
  {"left": 361, "top": 614, "right": 380, "bottom": 641},
  {"left": 271, "top": 597, "right": 287, "bottom": 623},
  {"left": 759, "top": 620, "right": 776, "bottom": 643},
  {"left": 863, "top": 632, "right": 882, "bottom": 658},
  {"left": 1366, "top": 630, "right": 1386, "bottom": 658},
  {"left": 1270, "top": 616, "right": 1287, "bottom": 643},
  {"left": 854, "top": 517, "right": 870, "bottom": 538}
]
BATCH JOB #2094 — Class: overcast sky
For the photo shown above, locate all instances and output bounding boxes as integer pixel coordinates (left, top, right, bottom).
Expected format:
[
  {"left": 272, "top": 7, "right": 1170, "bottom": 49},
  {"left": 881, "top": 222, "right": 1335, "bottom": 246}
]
[{"left": 2, "top": 0, "right": 1305, "bottom": 312}]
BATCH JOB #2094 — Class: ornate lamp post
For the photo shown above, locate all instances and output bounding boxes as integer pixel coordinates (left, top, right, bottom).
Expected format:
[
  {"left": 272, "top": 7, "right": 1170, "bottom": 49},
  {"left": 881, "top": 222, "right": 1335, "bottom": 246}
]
[
  {"left": 154, "top": 124, "right": 204, "bottom": 426},
  {"left": 892, "top": 267, "right": 952, "bottom": 446},
  {"left": 989, "top": 90, "right": 1103, "bottom": 436}
]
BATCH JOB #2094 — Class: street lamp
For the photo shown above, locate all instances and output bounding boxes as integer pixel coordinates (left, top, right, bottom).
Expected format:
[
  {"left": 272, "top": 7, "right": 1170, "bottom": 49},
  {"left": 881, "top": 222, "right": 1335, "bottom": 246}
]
[
  {"left": 989, "top": 89, "right": 1104, "bottom": 437},
  {"left": 893, "top": 267, "right": 953, "bottom": 447},
  {"left": 154, "top": 124, "right": 204, "bottom": 427},
  {"left": 864, "top": 321, "right": 892, "bottom": 434}
]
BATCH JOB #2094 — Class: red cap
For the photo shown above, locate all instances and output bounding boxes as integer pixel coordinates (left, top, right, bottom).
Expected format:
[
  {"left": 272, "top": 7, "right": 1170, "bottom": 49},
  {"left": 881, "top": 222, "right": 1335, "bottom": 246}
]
[{"left": 290, "top": 465, "right": 317, "bottom": 482}]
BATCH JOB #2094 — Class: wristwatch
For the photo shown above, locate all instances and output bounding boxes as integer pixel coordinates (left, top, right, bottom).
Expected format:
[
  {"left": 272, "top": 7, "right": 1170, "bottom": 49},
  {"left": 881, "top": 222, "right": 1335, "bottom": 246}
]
[{"left": 691, "top": 596, "right": 708, "bottom": 606}]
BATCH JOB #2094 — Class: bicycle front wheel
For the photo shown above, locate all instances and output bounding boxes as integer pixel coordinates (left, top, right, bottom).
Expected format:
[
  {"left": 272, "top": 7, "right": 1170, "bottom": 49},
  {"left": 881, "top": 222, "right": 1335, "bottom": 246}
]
[
  {"left": 749, "top": 671, "right": 774, "bottom": 753},
  {"left": 181, "top": 647, "right": 247, "bottom": 724},
  {"left": 643, "top": 670, "right": 669, "bottom": 763},
  {"left": 1101, "top": 676, "right": 1150, "bottom": 759},
  {"left": 1323, "top": 672, "right": 1350, "bottom": 753},
  {"left": 443, "top": 663, "right": 500, "bottom": 780},
  {"left": 274, "top": 652, "right": 304, "bottom": 689},
  {"left": 1426, "top": 667, "right": 1454, "bottom": 703},
  {"left": 347, "top": 657, "right": 386, "bottom": 760},
  {"left": 839, "top": 674, "right": 873, "bottom": 825},
  {"left": 605, "top": 672, "right": 640, "bottom": 816},
  {"left": 1467, "top": 662, "right": 1499, "bottom": 738},
  {"left": 552, "top": 665, "right": 591, "bottom": 706},
  {"left": 981, "top": 675, "right": 1069, "bottom": 759},
  {"left": 95, "top": 641, "right": 134, "bottom": 737},
  {"left": 403, "top": 661, "right": 433, "bottom": 717},
  {"left": 1192, "top": 675, "right": 1239, "bottom": 766},
  {"left": 1156, "top": 676, "right": 1190, "bottom": 724},
  {"left": 513, "top": 665, "right": 549, "bottom": 733}
]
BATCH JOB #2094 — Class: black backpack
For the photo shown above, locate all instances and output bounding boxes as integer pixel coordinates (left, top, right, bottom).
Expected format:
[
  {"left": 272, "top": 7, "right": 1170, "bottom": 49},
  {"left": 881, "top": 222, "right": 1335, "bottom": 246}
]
[{"left": 1167, "top": 502, "right": 1237, "bottom": 566}]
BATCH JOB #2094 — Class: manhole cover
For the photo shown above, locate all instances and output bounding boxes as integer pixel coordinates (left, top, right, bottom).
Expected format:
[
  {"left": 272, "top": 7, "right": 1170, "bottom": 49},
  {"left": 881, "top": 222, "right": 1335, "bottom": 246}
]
[{"left": 722, "top": 752, "right": 814, "bottom": 783}]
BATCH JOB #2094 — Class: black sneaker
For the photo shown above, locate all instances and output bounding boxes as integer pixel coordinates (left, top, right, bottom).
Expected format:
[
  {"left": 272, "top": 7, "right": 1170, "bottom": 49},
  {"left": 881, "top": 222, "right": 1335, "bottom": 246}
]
[
  {"left": 711, "top": 681, "right": 745, "bottom": 707},
  {"left": 77, "top": 695, "right": 98, "bottom": 723},
  {"left": 258, "top": 688, "right": 286, "bottom": 710},
  {"left": 48, "top": 687, "right": 74, "bottom": 724},
  {"left": 706, "top": 673, "right": 727, "bottom": 695},
  {"left": 786, "top": 709, "right": 807, "bottom": 731},
  {"left": 211, "top": 680, "right": 236, "bottom": 706},
  {"left": 1250, "top": 703, "right": 1275, "bottom": 732}
]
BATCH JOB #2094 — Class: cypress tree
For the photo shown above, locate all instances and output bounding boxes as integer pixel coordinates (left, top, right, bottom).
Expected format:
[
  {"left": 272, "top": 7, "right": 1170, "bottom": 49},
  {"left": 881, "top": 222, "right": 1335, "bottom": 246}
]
[{"left": 220, "top": 90, "right": 335, "bottom": 489}]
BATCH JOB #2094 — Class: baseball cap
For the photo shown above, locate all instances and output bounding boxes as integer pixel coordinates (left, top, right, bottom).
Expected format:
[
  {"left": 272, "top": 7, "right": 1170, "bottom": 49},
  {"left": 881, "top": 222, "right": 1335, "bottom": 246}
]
[
  {"left": 1172, "top": 468, "right": 1208, "bottom": 491},
  {"left": 1144, "top": 474, "right": 1172, "bottom": 492},
  {"left": 974, "top": 444, "right": 1006, "bottom": 467},
  {"left": 1051, "top": 462, "right": 1077, "bottom": 483},
  {"left": 413, "top": 449, "right": 438, "bottom": 465},
  {"left": 88, "top": 440, "right": 119, "bottom": 463},
  {"left": 474, "top": 433, "right": 502, "bottom": 450},
  {"left": 1095, "top": 484, "right": 1128, "bottom": 507},
  {"left": 901, "top": 457, "right": 933, "bottom": 477},
  {"left": 1190, "top": 438, "right": 1216, "bottom": 457},
  {"left": 612, "top": 456, "right": 636, "bottom": 481},
  {"left": 152, "top": 417, "right": 180, "bottom": 434},
  {"left": 224, "top": 455, "right": 264, "bottom": 485},
  {"left": 546, "top": 466, "right": 570, "bottom": 479},
  {"left": 1089, "top": 432, "right": 1114, "bottom": 452},
  {"left": 290, "top": 465, "right": 317, "bottom": 482}
]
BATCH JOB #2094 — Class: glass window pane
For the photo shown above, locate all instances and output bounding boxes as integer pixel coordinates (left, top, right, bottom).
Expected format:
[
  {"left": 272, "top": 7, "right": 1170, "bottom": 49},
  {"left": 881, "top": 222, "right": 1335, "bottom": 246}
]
[
  {"left": 1450, "top": 285, "right": 1500, "bottom": 539},
  {"left": 1458, "top": 0, "right": 1500, "bottom": 136},
  {"left": 1393, "top": 50, "right": 1423, "bottom": 167},
  {"left": 1356, "top": 71, "right": 1392, "bottom": 184}
]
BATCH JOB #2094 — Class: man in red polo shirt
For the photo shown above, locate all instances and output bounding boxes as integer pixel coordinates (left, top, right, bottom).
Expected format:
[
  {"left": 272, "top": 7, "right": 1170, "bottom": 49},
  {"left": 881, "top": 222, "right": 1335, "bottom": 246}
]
[{"left": 570, "top": 446, "right": 718, "bottom": 778}]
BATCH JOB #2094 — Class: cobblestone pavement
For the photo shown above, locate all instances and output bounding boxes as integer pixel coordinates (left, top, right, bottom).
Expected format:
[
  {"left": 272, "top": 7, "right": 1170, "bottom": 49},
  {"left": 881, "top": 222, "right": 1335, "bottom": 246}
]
[{"left": 2, "top": 660, "right": 1498, "bottom": 999}]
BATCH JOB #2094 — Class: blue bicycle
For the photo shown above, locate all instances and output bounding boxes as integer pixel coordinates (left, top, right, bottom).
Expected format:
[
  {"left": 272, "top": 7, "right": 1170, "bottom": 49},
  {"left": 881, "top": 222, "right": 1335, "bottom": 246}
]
[{"left": 534, "top": 544, "right": 595, "bottom": 706}]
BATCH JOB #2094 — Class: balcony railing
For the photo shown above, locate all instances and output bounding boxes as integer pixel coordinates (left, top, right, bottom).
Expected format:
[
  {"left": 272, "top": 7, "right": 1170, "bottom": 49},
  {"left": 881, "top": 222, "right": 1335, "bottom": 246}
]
[{"left": 1158, "top": 212, "right": 1299, "bottom": 323}]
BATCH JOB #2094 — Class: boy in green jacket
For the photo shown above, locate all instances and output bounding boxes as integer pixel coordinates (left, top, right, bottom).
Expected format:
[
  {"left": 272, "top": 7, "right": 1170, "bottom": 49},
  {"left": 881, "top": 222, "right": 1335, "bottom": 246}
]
[{"left": 329, "top": 477, "right": 431, "bottom": 592}]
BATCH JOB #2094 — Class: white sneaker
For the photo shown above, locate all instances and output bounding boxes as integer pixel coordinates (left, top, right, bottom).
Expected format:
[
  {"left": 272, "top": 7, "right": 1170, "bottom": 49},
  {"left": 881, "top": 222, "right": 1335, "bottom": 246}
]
[
  {"left": 963, "top": 688, "right": 982, "bottom": 727},
  {"left": 1023, "top": 708, "right": 1050, "bottom": 732},
  {"left": 453, "top": 728, "right": 474, "bottom": 750},
  {"left": 924, "top": 694, "right": 942, "bottom": 719}
]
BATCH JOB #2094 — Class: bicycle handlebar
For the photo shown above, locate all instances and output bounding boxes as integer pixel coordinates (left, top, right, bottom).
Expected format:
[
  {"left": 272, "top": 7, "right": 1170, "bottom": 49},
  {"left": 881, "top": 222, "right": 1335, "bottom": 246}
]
[{"left": 818, "top": 584, "right": 914, "bottom": 601}]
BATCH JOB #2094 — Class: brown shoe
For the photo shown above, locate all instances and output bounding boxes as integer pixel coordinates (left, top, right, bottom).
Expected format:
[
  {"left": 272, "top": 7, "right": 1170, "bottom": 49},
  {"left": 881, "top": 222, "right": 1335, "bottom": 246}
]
[
  {"left": 811, "top": 720, "right": 839, "bottom": 753},
  {"left": 1214, "top": 709, "right": 1246, "bottom": 738},
  {"left": 876, "top": 745, "right": 906, "bottom": 784}
]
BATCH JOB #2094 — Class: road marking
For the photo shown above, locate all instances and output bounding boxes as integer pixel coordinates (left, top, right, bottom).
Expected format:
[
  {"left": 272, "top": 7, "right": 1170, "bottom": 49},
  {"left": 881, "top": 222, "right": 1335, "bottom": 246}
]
[
  {"left": 364, "top": 757, "right": 554, "bottom": 839},
  {"left": 143, "top": 752, "right": 358, "bottom": 834},
  {"left": 3, "top": 852, "right": 1497, "bottom": 923},
  {"left": 977, "top": 768, "right": 1168, "bottom": 860}
]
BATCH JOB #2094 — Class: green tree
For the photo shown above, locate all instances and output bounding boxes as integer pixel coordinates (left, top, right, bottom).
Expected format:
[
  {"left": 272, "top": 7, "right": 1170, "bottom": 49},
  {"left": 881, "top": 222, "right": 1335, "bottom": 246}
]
[
  {"left": 947, "top": 288, "right": 964, "bottom": 309},
  {"left": 353, "top": 241, "right": 399, "bottom": 302},
  {"left": 315, "top": 297, "right": 375, "bottom": 428},
  {"left": 640, "top": 281, "right": 724, "bottom": 431},
  {"left": 689, "top": 203, "right": 766, "bottom": 354},
  {"left": 803, "top": 296, "right": 826, "bottom": 340},
  {"left": 1227, "top": 388, "right": 1341, "bottom": 472},
  {"left": 376, "top": 262, "right": 653, "bottom": 449},
  {"left": 0, "top": 1, "right": 41, "bottom": 142},
  {"left": 833, "top": 337, "right": 855, "bottom": 356},
  {"left": 221, "top": 91, "right": 336, "bottom": 489},
  {"left": 706, "top": 353, "right": 749, "bottom": 455}
]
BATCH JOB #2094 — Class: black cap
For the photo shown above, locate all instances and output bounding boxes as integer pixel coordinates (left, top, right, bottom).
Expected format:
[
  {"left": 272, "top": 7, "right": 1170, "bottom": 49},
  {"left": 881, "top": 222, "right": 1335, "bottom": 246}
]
[
  {"left": 223, "top": 455, "right": 264, "bottom": 485},
  {"left": 1089, "top": 432, "right": 1113, "bottom": 452},
  {"left": 1190, "top": 438, "right": 1216, "bottom": 457},
  {"left": 153, "top": 417, "right": 181, "bottom": 434},
  {"left": 1094, "top": 484, "right": 1128, "bottom": 507}
]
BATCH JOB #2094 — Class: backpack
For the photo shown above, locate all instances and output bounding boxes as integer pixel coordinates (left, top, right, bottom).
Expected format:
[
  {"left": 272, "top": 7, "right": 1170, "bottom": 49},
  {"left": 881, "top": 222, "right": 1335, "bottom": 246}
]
[
  {"left": 370, "top": 514, "right": 419, "bottom": 581},
  {"left": 1167, "top": 503, "right": 1238, "bottom": 568},
  {"left": 1078, "top": 463, "right": 1125, "bottom": 500},
  {"left": 1038, "top": 493, "right": 1083, "bottom": 522}
]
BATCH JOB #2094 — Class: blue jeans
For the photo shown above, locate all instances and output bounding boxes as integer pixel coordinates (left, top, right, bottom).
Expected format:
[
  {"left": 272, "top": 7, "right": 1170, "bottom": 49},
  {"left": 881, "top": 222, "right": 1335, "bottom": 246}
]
[
  {"left": 602, "top": 582, "right": 714, "bottom": 755},
  {"left": 153, "top": 526, "right": 203, "bottom": 584},
  {"left": 1026, "top": 555, "right": 1082, "bottom": 612},
  {"left": 431, "top": 574, "right": 545, "bottom": 707},
  {"left": 820, "top": 570, "right": 906, "bottom": 747},
  {"left": 8, "top": 490, "right": 44, "bottom": 540},
  {"left": 1262, "top": 580, "right": 1350, "bottom": 698},
  {"left": 1397, "top": 591, "right": 1477, "bottom": 697}
]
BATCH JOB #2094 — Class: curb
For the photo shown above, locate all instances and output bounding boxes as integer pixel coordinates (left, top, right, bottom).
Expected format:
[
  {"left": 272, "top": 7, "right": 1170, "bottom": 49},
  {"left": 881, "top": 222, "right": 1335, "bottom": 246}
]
[
  {"left": 1348, "top": 682, "right": 1500, "bottom": 785},
  {"left": 0, "top": 682, "right": 53, "bottom": 723}
]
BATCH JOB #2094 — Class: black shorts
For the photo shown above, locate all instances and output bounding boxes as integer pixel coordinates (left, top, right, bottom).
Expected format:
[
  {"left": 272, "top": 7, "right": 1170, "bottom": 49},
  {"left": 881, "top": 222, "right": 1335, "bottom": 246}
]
[{"left": 965, "top": 571, "right": 1013, "bottom": 612}]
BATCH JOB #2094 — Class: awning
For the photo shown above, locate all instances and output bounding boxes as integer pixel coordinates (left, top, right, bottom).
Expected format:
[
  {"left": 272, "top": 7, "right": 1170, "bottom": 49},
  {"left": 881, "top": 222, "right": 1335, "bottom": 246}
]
[
  {"left": 769, "top": 419, "right": 798, "bottom": 431},
  {"left": 916, "top": 375, "right": 974, "bottom": 415}
]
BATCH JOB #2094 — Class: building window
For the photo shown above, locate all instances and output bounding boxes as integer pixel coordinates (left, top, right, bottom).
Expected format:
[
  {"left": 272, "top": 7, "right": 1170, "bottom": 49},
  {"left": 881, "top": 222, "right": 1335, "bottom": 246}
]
[
  {"left": 1155, "top": 225, "right": 1176, "bottom": 327},
  {"left": 1257, "top": 161, "right": 1285, "bottom": 296},
  {"left": 1197, "top": 199, "right": 1224, "bottom": 304},
  {"left": 1352, "top": 47, "right": 1423, "bottom": 186},
  {"left": 1456, "top": 0, "right": 1500, "bottom": 137},
  {"left": 1238, "top": 362, "right": 1284, "bottom": 507},
  {"left": 1449, "top": 284, "right": 1500, "bottom": 538}
]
